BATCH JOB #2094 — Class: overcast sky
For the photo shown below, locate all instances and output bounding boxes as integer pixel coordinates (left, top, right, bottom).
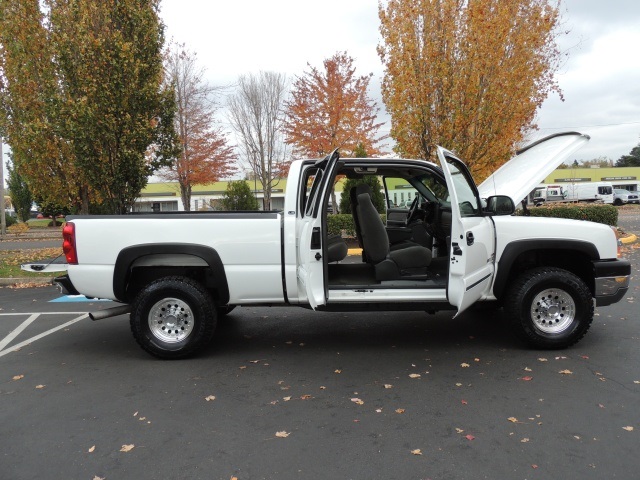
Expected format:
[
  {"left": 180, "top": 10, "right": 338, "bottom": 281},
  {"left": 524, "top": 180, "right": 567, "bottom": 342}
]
[{"left": 160, "top": 0, "right": 640, "bottom": 163}]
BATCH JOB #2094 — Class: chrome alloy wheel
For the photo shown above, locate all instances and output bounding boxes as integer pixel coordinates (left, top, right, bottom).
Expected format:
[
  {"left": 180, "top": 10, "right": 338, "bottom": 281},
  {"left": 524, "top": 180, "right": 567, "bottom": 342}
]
[
  {"left": 148, "top": 298, "right": 194, "bottom": 343},
  {"left": 530, "top": 288, "right": 576, "bottom": 334}
]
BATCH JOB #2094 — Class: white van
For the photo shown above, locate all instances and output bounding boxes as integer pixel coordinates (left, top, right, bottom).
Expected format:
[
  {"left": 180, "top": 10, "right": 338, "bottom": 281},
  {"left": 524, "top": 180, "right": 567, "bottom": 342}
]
[{"left": 564, "top": 182, "right": 614, "bottom": 204}]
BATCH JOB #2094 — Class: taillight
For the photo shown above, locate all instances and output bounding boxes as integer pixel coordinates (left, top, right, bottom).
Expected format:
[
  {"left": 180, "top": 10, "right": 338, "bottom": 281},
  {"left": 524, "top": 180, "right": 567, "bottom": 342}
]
[{"left": 62, "top": 222, "right": 78, "bottom": 264}]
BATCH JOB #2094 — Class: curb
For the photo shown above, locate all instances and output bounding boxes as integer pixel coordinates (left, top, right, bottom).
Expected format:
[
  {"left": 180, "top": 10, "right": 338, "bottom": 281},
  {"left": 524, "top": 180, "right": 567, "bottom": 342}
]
[
  {"left": 0, "top": 277, "right": 55, "bottom": 287},
  {"left": 620, "top": 234, "right": 637, "bottom": 245}
]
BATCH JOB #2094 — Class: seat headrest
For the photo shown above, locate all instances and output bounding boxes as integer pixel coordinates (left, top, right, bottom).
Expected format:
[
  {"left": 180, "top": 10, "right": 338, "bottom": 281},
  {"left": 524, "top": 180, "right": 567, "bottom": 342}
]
[{"left": 354, "top": 184, "right": 372, "bottom": 197}]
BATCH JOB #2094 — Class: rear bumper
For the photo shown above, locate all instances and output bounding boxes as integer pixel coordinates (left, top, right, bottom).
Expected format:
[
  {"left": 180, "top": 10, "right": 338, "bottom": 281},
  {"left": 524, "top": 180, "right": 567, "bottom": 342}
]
[
  {"left": 593, "top": 259, "right": 631, "bottom": 306},
  {"left": 54, "top": 274, "right": 80, "bottom": 296}
]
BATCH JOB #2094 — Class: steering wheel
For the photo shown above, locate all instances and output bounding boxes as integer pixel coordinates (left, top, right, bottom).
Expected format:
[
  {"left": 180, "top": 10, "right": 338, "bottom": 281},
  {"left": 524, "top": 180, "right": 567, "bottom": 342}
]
[{"left": 405, "top": 197, "right": 420, "bottom": 226}]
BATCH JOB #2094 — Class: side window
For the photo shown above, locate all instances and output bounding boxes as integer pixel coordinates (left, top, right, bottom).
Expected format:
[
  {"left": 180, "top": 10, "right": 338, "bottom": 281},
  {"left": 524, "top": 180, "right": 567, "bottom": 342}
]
[
  {"left": 299, "top": 167, "right": 323, "bottom": 217},
  {"left": 444, "top": 157, "right": 481, "bottom": 217}
]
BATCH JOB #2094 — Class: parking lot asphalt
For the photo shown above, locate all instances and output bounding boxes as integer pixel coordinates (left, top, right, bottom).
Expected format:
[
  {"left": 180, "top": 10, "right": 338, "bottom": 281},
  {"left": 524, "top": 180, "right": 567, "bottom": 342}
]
[{"left": 0, "top": 210, "right": 638, "bottom": 480}]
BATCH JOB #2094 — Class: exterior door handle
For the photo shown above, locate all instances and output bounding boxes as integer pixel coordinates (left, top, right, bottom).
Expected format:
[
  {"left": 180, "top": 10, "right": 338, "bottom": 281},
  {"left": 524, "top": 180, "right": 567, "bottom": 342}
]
[{"left": 466, "top": 232, "right": 474, "bottom": 246}]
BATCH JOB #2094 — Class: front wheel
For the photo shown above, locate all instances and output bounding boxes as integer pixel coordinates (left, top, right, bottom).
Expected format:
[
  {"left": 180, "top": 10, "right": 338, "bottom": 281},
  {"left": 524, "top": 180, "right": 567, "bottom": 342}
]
[
  {"left": 505, "top": 267, "right": 593, "bottom": 349},
  {"left": 130, "top": 276, "right": 217, "bottom": 359}
]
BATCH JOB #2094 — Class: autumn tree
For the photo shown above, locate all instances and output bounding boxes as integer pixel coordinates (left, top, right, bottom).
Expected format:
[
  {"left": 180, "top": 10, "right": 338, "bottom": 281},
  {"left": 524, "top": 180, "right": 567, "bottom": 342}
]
[
  {"left": 227, "top": 71, "right": 288, "bottom": 210},
  {"left": 220, "top": 180, "right": 259, "bottom": 211},
  {"left": 283, "top": 52, "right": 386, "bottom": 158},
  {"left": 0, "top": 0, "right": 178, "bottom": 214},
  {"left": 161, "top": 44, "right": 236, "bottom": 210},
  {"left": 378, "top": 0, "right": 564, "bottom": 180},
  {"left": 0, "top": 0, "right": 89, "bottom": 213}
]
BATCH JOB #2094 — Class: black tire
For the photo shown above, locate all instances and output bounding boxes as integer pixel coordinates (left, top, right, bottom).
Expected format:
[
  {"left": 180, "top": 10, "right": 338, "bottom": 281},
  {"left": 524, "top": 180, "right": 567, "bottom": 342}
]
[
  {"left": 505, "top": 267, "right": 593, "bottom": 349},
  {"left": 614, "top": 199, "right": 623, "bottom": 206},
  {"left": 130, "top": 276, "right": 217, "bottom": 359}
]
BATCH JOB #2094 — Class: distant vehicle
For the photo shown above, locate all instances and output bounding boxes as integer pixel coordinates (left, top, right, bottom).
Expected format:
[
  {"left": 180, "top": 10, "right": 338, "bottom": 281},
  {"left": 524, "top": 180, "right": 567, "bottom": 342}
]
[
  {"left": 532, "top": 185, "right": 566, "bottom": 206},
  {"left": 613, "top": 188, "right": 639, "bottom": 206},
  {"left": 564, "top": 182, "right": 614, "bottom": 204}
]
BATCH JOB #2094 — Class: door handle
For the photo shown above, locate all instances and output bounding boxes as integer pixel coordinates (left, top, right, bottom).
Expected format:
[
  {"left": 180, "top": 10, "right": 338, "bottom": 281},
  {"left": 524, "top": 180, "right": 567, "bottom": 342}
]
[
  {"left": 466, "top": 231, "right": 474, "bottom": 246},
  {"left": 452, "top": 242, "right": 462, "bottom": 256}
]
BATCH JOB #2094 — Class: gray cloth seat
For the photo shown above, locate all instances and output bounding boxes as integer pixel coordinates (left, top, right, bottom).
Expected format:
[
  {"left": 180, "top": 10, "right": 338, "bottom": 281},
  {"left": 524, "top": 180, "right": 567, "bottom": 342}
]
[
  {"left": 350, "top": 184, "right": 419, "bottom": 259},
  {"left": 356, "top": 191, "right": 432, "bottom": 280},
  {"left": 326, "top": 234, "right": 348, "bottom": 263}
]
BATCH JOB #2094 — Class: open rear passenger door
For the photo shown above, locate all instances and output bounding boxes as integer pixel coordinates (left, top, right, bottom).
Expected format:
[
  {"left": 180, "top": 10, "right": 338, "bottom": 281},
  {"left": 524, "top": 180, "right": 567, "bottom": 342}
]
[{"left": 296, "top": 150, "right": 342, "bottom": 309}]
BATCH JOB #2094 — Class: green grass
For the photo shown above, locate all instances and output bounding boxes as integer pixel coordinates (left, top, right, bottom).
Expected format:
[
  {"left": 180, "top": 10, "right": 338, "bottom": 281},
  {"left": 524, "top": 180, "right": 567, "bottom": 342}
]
[
  {"left": 0, "top": 247, "right": 63, "bottom": 278},
  {"left": 26, "top": 218, "right": 65, "bottom": 228}
]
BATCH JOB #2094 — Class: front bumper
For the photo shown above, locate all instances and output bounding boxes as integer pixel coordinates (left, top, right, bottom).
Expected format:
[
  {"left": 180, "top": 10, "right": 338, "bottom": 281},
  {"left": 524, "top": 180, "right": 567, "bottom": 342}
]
[{"left": 593, "top": 259, "right": 631, "bottom": 306}]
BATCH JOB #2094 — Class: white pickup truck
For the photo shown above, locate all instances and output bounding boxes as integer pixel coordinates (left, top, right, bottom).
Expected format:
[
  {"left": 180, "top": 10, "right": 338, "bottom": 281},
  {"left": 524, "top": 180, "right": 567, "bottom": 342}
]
[{"left": 49, "top": 132, "right": 630, "bottom": 359}]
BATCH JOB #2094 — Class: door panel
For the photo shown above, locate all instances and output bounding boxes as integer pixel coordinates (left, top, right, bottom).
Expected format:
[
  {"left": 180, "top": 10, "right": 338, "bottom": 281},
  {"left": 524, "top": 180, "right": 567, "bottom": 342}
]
[{"left": 438, "top": 148, "right": 496, "bottom": 315}]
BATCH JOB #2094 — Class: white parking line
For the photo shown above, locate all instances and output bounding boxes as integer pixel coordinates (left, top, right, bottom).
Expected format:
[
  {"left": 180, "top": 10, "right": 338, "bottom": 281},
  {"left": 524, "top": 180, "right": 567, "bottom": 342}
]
[
  {"left": 0, "top": 313, "right": 40, "bottom": 352},
  {"left": 0, "top": 313, "right": 89, "bottom": 358}
]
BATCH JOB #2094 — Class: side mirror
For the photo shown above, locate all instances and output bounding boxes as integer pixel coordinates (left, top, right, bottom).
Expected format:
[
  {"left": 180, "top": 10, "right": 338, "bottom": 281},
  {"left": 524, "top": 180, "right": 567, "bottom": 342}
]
[{"left": 484, "top": 195, "right": 515, "bottom": 216}]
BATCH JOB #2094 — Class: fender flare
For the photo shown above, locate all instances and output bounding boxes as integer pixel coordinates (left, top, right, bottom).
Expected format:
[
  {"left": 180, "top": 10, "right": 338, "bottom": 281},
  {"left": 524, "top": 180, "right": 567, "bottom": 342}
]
[
  {"left": 113, "top": 243, "right": 229, "bottom": 304},
  {"left": 493, "top": 239, "right": 599, "bottom": 299}
]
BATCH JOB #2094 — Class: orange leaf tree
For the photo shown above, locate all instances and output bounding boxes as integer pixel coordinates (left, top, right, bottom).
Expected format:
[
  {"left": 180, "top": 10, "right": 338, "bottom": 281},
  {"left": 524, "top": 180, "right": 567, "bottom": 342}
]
[
  {"left": 161, "top": 45, "right": 236, "bottom": 210},
  {"left": 283, "top": 52, "right": 386, "bottom": 158},
  {"left": 378, "top": 0, "right": 564, "bottom": 181}
]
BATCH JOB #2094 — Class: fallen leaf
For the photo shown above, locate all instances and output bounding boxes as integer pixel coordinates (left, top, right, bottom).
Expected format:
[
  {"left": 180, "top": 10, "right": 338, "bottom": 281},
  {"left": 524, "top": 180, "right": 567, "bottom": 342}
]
[
  {"left": 622, "top": 426, "right": 634, "bottom": 432},
  {"left": 283, "top": 396, "right": 291, "bottom": 401},
  {"left": 521, "top": 438, "right": 530, "bottom": 443},
  {"left": 351, "top": 398, "right": 364, "bottom": 405},
  {"left": 205, "top": 395, "right": 216, "bottom": 402},
  {"left": 300, "top": 394, "right": 312, "bottom": 400},
  {"left": 409, "top": 374, "right": 421, "bottom": 379},
  {"left": 521, "top": 376, "right": 533, "bottom": 381},
  {"left": 395, "top": 408, "right": 405, "bottom": 414},
  {"left": 88, "top": 445, "right": 96, "bottom": 453},
  {"left": 334, "top": 369, "right": 342, "bottom": 374},
  {"left": 461, "top": 400, "right": 468, "bottom": 405},
  {"left": 12, "top": 375, "right": 24, "bottom": 381},
  {"left": 538, "top": 358, "right": 548, "bottom": 362},
  {"left": 35, "top": 384, "right": 45, "bottom": 389},
  {"left": 474, "top": 358, "right": 480, "bottom": 362},
  {"left": 508, "top": 417, "right": 519, "bottom": 423},
  {"left": 559, "top": 370, "right": 573, "bottom": 375},
  {"left": 320, "top": 386, "right": 326, "bottom": 390},
  {"left": 634, "top": 381, "right": 639, "bottom": 384},
  {"left": 133, "top": 411, "right": 138, "bottom": 417},
  {"left": 375, "top": 408, "right": 382, "bottom": 413},
  {"left": 524, "top": 367, "right": 532, "bottom": 372},
  {"left": 275, "top": 431, "right": 290, "bottom": 438},
  {"left": 120, "top": 444, "right": 134, "bottom": 452},
  {"left": 411, "top": 449, "right": 423, "bottom": 455},
  {"left": 384, "top": 384, "right": 393, "bottom": 389},
  {"left": 581, "top": 355, "right": 589, "bottom": 359},
  {"left": 93, "top": 476, "right": 105, "bottom": 480},
  {"left": 455, "top": 383, "right": 462, "bottom": 387},
  {"left": 231, "top": 476, "right": 238, "bottom": 480},
  {"left": 598, "top": 403, "right": 605, "bottom": 409},
  {"left": 465, "top": 434, "right": 475, "bottom": 441},
  {"left": 532, "top": 465, "right": 539, "bottom": 469},
  {"left": 461, "top": 363, "right": 470, "bottom": 368},
  {"left": 455, "top": 428, "right": 464, "bottom": 434}
]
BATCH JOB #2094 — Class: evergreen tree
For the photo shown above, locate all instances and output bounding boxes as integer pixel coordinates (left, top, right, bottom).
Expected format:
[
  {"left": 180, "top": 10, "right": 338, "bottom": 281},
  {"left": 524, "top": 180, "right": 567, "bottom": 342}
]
[
  {"left": 615, "top": 143, "right": 640, "bottom": 167},
  {"left": 220, "top": 181, "right": 260, "bottom": 211},
  {"left": 6, "top": 160, "right": 32, "bottom": 222},
  {"left": 339, "top": 176, "right": 385, "bottom": 214}
]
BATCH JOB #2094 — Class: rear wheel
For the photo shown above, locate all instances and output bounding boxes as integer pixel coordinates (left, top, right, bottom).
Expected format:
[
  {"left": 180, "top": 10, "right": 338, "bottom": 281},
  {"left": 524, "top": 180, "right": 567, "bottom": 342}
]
[
  {"left": 131, "top": 276, "right": 217, "bottom": 359},
  {"left": 505, "top": 267, "right": 593, "bottom": 349}
]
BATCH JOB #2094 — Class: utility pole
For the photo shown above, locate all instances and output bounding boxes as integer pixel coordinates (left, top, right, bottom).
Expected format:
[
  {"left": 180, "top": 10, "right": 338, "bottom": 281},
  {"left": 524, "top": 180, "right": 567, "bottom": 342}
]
[{"left": 0, "top": 138, "right": 6, "bottom": 236}]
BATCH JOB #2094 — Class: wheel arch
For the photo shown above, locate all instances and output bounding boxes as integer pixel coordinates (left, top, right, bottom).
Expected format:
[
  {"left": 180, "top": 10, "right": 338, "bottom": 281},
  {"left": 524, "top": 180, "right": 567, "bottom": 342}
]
[
  {"left": 114, "top": 243, "right": 229, "bottom": 304},
  {"left": 493, "top": 240, "right": 600, "bottom": 300}
]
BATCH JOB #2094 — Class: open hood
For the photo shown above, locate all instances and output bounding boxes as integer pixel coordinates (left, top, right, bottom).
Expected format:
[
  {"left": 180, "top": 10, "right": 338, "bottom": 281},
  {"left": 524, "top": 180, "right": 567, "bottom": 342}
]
[{"left": 477, "top": 132, "right": 590, "bottom": 203}]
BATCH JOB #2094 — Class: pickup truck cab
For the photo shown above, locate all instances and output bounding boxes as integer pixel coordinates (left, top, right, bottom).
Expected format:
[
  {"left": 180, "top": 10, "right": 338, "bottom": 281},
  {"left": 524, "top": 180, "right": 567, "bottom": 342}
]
[{"left": 52, "top": 132, "right": 630, "bottom": 358}]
